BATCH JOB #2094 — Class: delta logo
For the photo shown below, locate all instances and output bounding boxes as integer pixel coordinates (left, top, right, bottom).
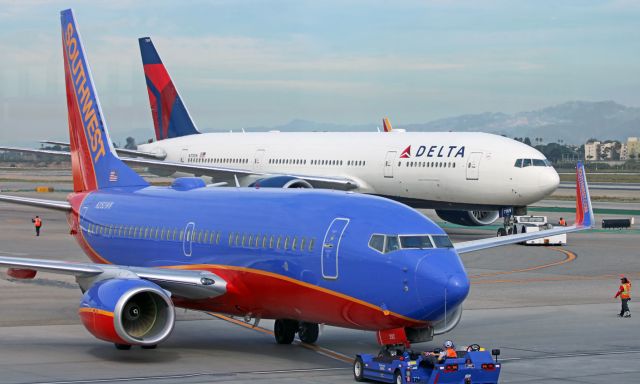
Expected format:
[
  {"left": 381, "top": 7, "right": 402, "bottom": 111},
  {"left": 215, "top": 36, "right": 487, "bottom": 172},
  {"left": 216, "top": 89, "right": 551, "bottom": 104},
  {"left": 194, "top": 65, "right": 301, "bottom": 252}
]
[{"left": 399, "top": 145, "right": 465, "bottom": 159}]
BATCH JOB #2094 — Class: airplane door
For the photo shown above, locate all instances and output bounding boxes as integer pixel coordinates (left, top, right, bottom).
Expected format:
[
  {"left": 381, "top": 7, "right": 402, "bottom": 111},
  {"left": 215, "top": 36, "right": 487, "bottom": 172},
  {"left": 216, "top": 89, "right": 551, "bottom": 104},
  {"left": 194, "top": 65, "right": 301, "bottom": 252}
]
[
  {"left": 321, "top": 218, "right": 349, "bottom": 280},
  {"left": 384, "top": 151, "right": 396, "bottom": 178},
  {"left": 466, "top": 152, "right": 482, "bottom": 180},
  {"left": 180, "top": 148, "right": 188, "bottom": 163},
  {"left": 183, "top": 222, "right": 195, "bottom": 256},
  {"left": 254, "top": 149, "right": 266, "bottom": 170}
]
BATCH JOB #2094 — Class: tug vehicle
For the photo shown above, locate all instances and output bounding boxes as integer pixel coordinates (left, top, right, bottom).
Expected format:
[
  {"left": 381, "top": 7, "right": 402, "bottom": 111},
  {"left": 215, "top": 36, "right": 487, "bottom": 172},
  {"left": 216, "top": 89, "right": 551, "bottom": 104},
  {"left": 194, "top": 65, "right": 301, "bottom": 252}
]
[{"left": 354, "top": 344, "right": 501, "bottom": 384}]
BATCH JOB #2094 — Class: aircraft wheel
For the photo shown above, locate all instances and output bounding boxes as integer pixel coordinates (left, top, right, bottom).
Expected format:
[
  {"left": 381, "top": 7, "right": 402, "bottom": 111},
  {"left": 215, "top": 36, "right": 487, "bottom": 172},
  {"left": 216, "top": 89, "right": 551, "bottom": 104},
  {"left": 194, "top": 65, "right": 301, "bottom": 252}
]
[
  {"left": 114, "top": 343, "right": 131, "bottom": 350},
  {"left": 394, "top": 370, "right": 402, "bottom": 384},
  {"left": 298, "top": 322, "right": 319, "bottom": 344},
  {"left": 274, "top": 319, "right": 297, "bottom": 344},
  {"left": 141, "top": 344, "right": 157, "bottom": 349},
  {"left": 353, "top": 357, "right": 365, "bottom": 382}
]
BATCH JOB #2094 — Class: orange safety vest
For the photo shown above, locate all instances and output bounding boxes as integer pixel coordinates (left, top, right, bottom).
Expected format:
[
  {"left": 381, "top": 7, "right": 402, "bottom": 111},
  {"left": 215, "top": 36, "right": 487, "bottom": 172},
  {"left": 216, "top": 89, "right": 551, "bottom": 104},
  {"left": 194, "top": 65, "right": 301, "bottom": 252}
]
[
  {"left": 34, "top": 218, "right": 42, "bottom": 227},
  {"left": 446, "top": 348, "right": 458, "bottom": 358},
  {"left": 620, "top": 283, "right": 631, "bottom": 299},
  {"left": 559, "top": 219, "right": 566, "bottom": 226}
]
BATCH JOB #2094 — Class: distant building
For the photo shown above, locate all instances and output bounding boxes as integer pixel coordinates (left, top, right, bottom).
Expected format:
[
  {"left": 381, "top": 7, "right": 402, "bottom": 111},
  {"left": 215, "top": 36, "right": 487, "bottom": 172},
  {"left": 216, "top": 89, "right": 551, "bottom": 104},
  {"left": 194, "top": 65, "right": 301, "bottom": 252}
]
[
  {"left": 620, "top": 143, "right": 628, "bottom": 160},
  {"left": 584, "top": 141, "right": 600, "bottom": 161},
  {"left": 599, "top": 142, "right": 617, "bottom": 160},
  {"left": 627, "top": 137, "right": 640, "bottom": 160}
]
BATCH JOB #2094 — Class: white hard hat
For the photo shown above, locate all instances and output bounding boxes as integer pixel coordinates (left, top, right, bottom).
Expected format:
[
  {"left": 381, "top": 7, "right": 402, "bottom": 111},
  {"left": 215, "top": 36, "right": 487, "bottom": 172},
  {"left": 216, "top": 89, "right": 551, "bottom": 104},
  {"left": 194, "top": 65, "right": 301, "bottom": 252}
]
[{"left": 444, "top": 340, "right": 454, "bottom": 348}]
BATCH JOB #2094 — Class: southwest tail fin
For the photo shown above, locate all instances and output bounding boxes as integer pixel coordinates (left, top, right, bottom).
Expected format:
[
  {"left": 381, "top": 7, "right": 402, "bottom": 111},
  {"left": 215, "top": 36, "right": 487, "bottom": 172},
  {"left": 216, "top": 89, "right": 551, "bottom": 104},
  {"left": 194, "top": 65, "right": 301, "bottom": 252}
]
[
  {"left": 61, "top": 9, "right": 148, "bottom": 192},
  {"left": 139, "top": 37, "right": 200, "bottom": 141},
  {"left": 575, "top": 161, "right": 594, "bottom": 227}
]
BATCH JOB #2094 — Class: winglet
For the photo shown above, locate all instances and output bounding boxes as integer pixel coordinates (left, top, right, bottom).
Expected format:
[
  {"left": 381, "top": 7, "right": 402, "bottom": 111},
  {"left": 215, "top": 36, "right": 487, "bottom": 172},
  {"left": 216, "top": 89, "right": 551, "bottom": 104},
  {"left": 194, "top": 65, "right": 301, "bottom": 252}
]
[
  {"left": 139, "top": 37, "right": 200, "bottom": 141},
  {"left": 382, "top": 117, "right": 393, "bottom": 132},
  {"left": 575, "top": 161, "right": 594, "bottom": 228}
]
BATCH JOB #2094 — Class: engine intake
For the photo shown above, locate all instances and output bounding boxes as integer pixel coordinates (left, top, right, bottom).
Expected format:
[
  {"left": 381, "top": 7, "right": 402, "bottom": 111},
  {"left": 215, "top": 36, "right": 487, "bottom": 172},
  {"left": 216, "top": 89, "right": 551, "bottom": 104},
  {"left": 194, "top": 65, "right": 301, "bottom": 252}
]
[
  {"left": 79, "top": 279, "right": 175, "bottom": 346},
  {"left": 435, "top": 210, "right": 499, "bottom": 226},
  {"left": 249, "top": 175, "right": 313, "bottom": 189}
]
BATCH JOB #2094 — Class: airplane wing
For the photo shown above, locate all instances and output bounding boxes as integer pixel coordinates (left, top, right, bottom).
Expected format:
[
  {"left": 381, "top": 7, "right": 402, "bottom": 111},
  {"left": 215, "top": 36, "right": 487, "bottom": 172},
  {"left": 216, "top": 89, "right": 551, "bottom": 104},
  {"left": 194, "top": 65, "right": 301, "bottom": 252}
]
[
  {"left": 0, "top": 194, "right": 71, "bottom": 211},
  {"left": 454, "top": 161, "right": 594, "bottom": 254},
  {"left": 1, "top": 146, "right": 360, "bottom": 189},
  {"left": 39, "top": 141, "right": 167, "bottom": 160},
  {"left": 0, "top": 256, "right": 227, "bottom": 300}
]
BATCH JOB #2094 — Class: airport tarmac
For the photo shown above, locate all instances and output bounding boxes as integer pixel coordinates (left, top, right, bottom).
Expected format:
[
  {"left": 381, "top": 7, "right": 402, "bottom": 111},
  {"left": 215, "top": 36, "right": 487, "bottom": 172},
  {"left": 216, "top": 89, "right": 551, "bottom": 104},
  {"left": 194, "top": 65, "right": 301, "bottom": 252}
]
[{"left": 1, "top": 175, "right": 639, "bottom": 383}]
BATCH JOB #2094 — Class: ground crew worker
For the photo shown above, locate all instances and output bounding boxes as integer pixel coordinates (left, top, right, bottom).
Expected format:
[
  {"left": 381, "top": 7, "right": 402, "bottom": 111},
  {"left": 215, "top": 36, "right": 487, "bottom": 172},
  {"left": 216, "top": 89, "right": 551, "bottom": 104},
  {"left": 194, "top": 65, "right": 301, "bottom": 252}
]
[
  {"left": 615, "top": 276, "right": 631, "bottom": 318},
  {"left": 442, "top": 340, "right": 458, "bottom": 360},
  {"left": 558, "top": 217, "right": 566, "bottom": 226},
  {"left": 31, "top": 216, "right": 42, "bottom": 236},
  {"left": 422, "top": 340, "right": 458, "bottom": 363}
]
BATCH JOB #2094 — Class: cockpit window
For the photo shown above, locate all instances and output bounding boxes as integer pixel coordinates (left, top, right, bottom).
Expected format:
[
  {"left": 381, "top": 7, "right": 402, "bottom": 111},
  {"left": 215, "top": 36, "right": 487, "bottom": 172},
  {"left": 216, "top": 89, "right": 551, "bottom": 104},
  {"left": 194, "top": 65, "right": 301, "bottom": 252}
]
[
  {"left": 399, "top": 235, "right": 433, "bottom": 249},
  {"left": 385, "top": 236, "right": 400, "bottom": 253},
  {"left": 368, "top": 234, "right": 385, "bottom": 253},
  {"left": 369, "top": 234, "right": 453, "bottom": 253},
  {"left": 514, "top": 158, "right": 552, "bottom": 168},
  {"left": 432, "top": 235, "right": 453, "bottom": 248}
]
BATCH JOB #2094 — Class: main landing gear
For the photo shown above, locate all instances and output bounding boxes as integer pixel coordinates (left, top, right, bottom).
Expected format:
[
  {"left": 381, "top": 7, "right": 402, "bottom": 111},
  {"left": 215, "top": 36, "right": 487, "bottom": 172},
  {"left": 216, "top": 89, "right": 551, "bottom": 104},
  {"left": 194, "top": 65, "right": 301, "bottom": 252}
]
[{"left": 274, "top": 319, "right": 319, "bottom": 344}]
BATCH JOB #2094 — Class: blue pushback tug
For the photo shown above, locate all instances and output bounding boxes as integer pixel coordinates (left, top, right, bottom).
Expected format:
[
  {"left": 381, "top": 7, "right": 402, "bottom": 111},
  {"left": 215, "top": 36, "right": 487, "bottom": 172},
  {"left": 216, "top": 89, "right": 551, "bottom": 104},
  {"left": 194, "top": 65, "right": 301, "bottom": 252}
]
[{"left": 354, "top": 345, "right": 501, "bottom": 384}]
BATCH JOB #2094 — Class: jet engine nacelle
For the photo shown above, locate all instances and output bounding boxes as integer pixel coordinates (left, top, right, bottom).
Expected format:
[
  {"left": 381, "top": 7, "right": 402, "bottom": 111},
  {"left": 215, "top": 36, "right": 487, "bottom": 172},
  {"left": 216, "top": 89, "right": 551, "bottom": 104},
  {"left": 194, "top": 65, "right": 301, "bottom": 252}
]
[
  {"left": 249, "top": 175, "right": 313, "bottom": 189},
  {"left": 435, "top": 209, "right": 500, "bottom": 226},
  {"left": 79, "top": 279, "right": 175, "bottom": 347}
]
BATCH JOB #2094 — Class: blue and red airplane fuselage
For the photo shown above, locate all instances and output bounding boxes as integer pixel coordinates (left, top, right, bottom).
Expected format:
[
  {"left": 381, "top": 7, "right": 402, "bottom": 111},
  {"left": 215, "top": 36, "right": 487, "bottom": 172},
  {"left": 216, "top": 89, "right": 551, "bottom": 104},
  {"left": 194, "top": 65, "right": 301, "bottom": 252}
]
[{"left": 67, "top": 184, "right": 470, "bottom": 332}]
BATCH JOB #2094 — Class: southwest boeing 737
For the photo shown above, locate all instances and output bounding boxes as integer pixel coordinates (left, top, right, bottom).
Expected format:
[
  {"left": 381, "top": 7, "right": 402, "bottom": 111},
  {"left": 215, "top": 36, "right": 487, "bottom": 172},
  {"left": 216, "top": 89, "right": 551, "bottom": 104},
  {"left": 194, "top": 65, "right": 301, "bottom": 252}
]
[{"left": 0, "top": 10, "right": 593, "bottom": 350}]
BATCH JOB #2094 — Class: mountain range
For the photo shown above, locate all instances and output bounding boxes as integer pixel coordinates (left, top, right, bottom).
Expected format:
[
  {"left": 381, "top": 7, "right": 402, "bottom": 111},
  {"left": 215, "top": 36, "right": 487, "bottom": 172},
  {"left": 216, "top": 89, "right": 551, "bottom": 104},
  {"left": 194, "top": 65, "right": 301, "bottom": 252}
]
[{"left": 238, "top": 101, "right": 640, "bottom": 145}]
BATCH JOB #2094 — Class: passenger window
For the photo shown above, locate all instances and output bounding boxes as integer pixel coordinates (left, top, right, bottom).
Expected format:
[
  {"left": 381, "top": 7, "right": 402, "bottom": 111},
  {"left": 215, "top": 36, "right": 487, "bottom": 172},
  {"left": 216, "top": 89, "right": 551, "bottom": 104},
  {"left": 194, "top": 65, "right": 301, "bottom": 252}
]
[
  {"left": 309, "top": 238, "right": 315, "bottom": 252},
  {"left": 229, "top": 233, "right": 234, "bottom": 246},
  {"left": 284, "top": 236, "right": 290, "bottom": 250},
  {"left": 522, "top": 159, "right": 532, "bottom": 167},
  {"left": 292, "top": 237, "right": 298, "bottom": 251},
  {"left": 255, "top": 234, "right": 260, "bottom": 247},
  {"left": 385, "top": 236, "right": 400, "bottom": 253},
  {"left": 300, "top": 237, "right": 306, "bottom": 250},
  {"left": 277, "top": 236, "right": 282, "bottom": 249},
  {"left": 235, "top": 233, "right": 240, "bottom": 247},
  {"left": 269, "top": 235, "right": 275, "bottom": 248},
  {"left": 247, "top": 234, "right": 252, "bottom": 247},
  {"left": 160, "top": 228, "right": 165, "bottom": 240},
  {"left": 262, "top": 235, "right": 267, "bottom": 248},
  {"left": 368, "top": 234, "right": 385, "bottom": 253},
  {"left": 216, "top": 232, "right": 221, "bottom": 244},
  {"left": 204, "top": 230, "right": 210, "bottom": 243},
  {"left": 144, "top": 227, "right": 149, "bottom": 239},
  {"left": 179, "top": 230, "right": 184, "bottom": 241}
]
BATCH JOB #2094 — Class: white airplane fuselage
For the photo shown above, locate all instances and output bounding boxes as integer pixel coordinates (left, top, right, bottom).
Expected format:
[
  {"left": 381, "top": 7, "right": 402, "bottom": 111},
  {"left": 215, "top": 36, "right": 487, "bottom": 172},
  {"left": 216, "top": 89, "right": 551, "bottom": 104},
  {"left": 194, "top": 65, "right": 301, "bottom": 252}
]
[{"left": 138, "top": 131, "right": 559, "bottom": 211}]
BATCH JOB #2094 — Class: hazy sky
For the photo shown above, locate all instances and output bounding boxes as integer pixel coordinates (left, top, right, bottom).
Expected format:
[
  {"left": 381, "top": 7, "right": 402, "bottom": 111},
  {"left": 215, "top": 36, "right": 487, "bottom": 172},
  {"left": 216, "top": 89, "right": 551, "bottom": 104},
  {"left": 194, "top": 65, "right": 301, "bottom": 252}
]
[{"left": 1, "top": 0, "right": 639, "bottom": 145}]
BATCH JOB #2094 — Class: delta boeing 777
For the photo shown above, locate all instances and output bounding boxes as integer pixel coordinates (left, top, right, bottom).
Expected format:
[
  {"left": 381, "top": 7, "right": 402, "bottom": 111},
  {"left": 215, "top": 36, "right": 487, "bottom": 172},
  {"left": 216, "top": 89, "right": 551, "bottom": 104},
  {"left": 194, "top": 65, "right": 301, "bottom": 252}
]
[
  {"left": 0, "top": 9, "right": 593, "bottom": 350},
  {"left": 131, "top": 37, "right": 560, "bottom": 227}
]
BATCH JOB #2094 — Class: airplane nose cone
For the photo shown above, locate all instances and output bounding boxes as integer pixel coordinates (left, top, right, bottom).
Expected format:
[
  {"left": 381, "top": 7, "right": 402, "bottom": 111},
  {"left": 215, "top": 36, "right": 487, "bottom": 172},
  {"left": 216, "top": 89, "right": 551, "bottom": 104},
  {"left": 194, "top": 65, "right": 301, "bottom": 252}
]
[
  {"left": 538, "top": 168, "right": 560, "bottom": 196},
  {"left": 414, "top": 252, "right": 470, "bottom": 319},
  {"left": 446, "top": 273, "right": 470, "bottom": 309}
]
